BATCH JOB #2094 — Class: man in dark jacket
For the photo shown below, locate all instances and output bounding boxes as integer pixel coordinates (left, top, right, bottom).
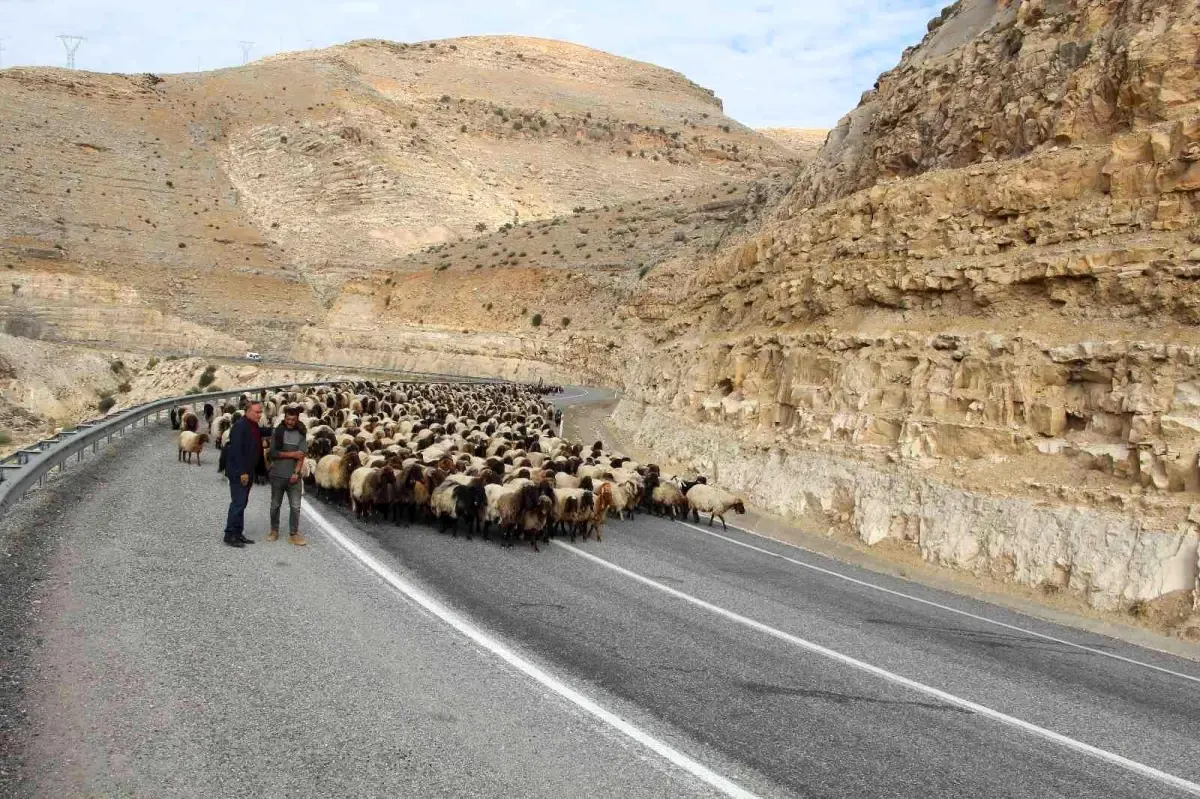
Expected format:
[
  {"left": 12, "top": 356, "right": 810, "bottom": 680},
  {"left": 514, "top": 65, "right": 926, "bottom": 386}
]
[{"left": 222, "top": 401, "right": 264, "bottom": 548}]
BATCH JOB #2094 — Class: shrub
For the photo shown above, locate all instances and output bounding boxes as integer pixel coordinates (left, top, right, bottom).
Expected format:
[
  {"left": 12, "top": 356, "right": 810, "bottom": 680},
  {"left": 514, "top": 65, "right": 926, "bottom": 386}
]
[
  {"left": 512, "top": 121, "right": 523, "bottom": 130},
  {"left": 475, "top": 222, "right": 488, "bottom": 232},
  {"left": 0, "top": 430, "right": 11, "bottom": 446},
  {"left": 639, "top": 265, "right": 650, "bottom": 279},
  {"left": 460, "top": 124, "right": 468, "bottom": 133},
  {"left": 110, "top": 360, "right": 125, "bottom": 373},
  {"left": 197, "top": 366, "right": 216, "bottom": 388},
  {"left": 572, "top": 206, "right": 585, "bottom": 214},
  {"left": 117, "top": 382, "right": 132, "bottom": 393},
  {"left": 561, "top": 317, "right": 570, "bottom": 328},
  {"left": 531, "top": 313, "right": 542, "bottom": 327},
  {"left": 440, "top": 94, "right": 451, "bottom": 102},
  {"left": 98, "top": 395, "right": 117, "bottom": 413},
  {"left": 184, "top": 387, "right": 201, "bottom": 395}
]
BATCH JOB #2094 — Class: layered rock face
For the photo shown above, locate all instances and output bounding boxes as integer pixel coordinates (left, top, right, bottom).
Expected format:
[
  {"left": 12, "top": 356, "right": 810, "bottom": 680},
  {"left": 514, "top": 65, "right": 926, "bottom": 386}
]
[
  {"left": 0, "top": 36, "right": 796, "bottom": 354},
  {"left": 605, "top": 0, "right": 1200, "bottom": 623}
]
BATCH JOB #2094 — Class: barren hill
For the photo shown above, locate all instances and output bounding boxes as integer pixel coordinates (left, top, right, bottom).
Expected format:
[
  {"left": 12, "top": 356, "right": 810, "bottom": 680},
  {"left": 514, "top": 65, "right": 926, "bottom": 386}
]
[
  {"left": 757, "top": 128, "right": 828, "bottom": 162},
  {"left": 0, "top": 35, "right": 801, "bottom": 351}
]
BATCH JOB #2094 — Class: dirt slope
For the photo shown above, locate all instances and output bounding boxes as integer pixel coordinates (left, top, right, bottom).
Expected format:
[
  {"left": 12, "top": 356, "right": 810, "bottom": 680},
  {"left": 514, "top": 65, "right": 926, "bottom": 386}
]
[{"left": 0, "top": 35, "right": 801, "bottom": 353}]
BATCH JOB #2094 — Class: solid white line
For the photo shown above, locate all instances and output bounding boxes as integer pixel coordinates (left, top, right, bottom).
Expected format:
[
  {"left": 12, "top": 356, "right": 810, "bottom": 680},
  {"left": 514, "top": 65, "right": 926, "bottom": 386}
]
[
  {"left": 554, "top": 540, "right": 1200, "bottom": 797},
  {"left": 676, "top": 520, "right": 1200, "bottom": 686},
  {"left": 302, "top": 503, "right": 758, "bottom": 799}
]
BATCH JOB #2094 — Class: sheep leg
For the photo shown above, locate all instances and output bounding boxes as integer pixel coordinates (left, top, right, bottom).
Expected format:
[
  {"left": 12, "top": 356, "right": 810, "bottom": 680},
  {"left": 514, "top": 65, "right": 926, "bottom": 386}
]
[
  {"left": 719, "top": 514, "right": 727, "bottom": 532},
  {"left": 708, "top": 513, "right": 715, "bottom": 527},
  {"left": 196, "top": 452, "right": 202, "bottom": 467},
  {"left": 692, "top": 508, "right": 700, "bottom": 523}
]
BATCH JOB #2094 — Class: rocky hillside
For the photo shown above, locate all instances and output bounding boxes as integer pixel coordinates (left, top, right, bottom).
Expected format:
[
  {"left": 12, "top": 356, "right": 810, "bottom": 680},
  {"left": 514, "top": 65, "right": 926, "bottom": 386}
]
[
  {"left": 294, "top": 0, "right": 1200, "bottom": 633},
  {"left": 606, "top": 0, "right": 1200, "bottom": 630},
  {"left": 0, "top": 35, "right": 801, "bottom": 353}
]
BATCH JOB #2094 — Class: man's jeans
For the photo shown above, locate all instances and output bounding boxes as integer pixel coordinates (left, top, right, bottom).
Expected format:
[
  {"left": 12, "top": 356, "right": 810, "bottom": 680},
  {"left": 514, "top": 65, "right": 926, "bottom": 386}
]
[
  {"left": 224, "top": 478, "right": 252, "bottom": 538},
  {"left": 270, "top": 477, "right": 303, "bottom": 534}
]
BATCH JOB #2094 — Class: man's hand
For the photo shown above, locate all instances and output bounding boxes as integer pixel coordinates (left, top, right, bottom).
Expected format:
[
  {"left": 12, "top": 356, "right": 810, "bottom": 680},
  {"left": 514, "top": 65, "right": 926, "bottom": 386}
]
[
  {"left": 289, "top": 474, "right": 299, "bottom": 484},
  {"left": 240, "top": 473, "right": 250, "bottom": 486}
]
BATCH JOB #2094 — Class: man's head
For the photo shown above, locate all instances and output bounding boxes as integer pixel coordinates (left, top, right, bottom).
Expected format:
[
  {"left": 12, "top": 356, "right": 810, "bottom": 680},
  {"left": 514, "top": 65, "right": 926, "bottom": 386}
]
[
  {"left": 284, "top": 406, "right": 300, "bottom": 428},
  {"left": 245, "top": 401, "right": 263, "bottom": 425}
]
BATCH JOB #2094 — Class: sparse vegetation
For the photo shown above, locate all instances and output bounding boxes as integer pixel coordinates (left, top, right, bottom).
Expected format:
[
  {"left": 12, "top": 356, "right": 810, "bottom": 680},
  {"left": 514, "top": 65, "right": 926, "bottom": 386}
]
[
  {"left": 531, "top": 313, "right": 543, "bottom": 327},
  {"left": 117, "top": 382, "right": 132, "bottom": 393},
  {"left": 146, "top": 356, "right": 159, "bottom": 369},
  {"left": 197, "top": 365, "right": 217, "bottom": 388},
  {"left": 561, "top": 317, "right": 570, "bottom": 328},
  {"left": 110, "top": 360, "right": 125, "bottom": 373},
  {"left": 639, "top": 265, "right": 650, "bottom": 278},
  {"left": 98, "top": 395, "right": 117, "bottom": 413},
  {"left": 0, "top": 430, "right": 10, "bottom": 446}
]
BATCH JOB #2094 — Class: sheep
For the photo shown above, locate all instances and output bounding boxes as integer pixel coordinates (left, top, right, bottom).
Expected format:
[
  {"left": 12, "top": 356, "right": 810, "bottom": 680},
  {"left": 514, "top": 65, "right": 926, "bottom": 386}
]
[
  {"left": 180, "top": 410, "right": 200, "bottom": 433},
  {"left": 551, "top": 488, "right": 596, "bottom": 541},
  {"left": 594, "top": 479, "right": 637, "bottom": 520},
  {"left": 349, "top": 466, "right": 382, "bottom": 519},
  {"left": 430, "top": 480, "right": 487, "bottom": 538},
  {"left": 685, "top": 484, "right": 746, "bottom": 531},
  {"left": 315, "top": 450, "right": 358, "bottom": 501},
  {"left": 178, "top": 431, "right": 210, "bottom": 465},
  {"left": 650, "top": 482, "right": 688, "bottom": 519}
]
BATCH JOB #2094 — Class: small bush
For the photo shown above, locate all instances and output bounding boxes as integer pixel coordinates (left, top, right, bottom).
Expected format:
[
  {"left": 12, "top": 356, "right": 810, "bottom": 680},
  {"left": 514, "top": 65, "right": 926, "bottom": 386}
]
[
  {"left": 639, "top": 265, "right": 650, "bottom": 279},
  {"left": 460, "top": 124, "right": 468, "bottom": 133},
  {"left": 117, "top": 382, "right": 132, "bottom": 393},
  {"left": 475, "top": 222, "right": 488, "bottom": 232},
  {"left": 440, "top": 94, "right": 451, "bottom": 102},
  {"left": 184, "top": 387, "right": 201, "bottom": 395},
  {"left": 98, "top": 395, "right": 117, "bottom": 413},
  {"left": 531, "top": 313, "right": 542, "bottom": 327},
  {"left": 561, "top": 317, "right": 570, "bottom": 328},
  {"left": 0, "top": 430, "right": 11, "bottom": 446},
  {"left": 572, "top": 206, "right": 585, "bottom": 214},
  {"left": 110, "top": 360, "right": 125, "bottom": 373},
  {"left": 512, "top": 121, "right": 523, "bottom": 130},
  {"left": 146, "top": 356, "right": 159, "bottom": 370},
  {"left": 197, "top": 366, "right": 216, "bottom": 388},
  {"left": 165, "top": 354, "right": 181, "bottom": 361}
]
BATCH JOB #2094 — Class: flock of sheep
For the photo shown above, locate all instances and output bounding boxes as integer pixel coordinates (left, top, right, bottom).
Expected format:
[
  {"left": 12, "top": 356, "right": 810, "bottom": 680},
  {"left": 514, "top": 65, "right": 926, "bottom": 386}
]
[{"left": 174, "top": 381, "right": 746, "bottom": 550}]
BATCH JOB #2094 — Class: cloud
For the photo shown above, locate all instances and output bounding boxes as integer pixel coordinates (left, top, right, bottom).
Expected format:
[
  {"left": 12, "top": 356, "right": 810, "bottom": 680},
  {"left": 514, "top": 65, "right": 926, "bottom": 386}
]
[
  {"left": 0, "top": 0, "right": 947, "bottom": 128},
  {"left": 338, "top": 1, "right": 379, "bottom": 12}
]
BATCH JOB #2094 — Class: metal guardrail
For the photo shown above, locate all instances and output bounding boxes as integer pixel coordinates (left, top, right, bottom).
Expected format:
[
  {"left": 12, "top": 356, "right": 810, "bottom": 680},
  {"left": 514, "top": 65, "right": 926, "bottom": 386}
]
[{"left": 0, "top": 371, "right": 517, "bottom": 519}]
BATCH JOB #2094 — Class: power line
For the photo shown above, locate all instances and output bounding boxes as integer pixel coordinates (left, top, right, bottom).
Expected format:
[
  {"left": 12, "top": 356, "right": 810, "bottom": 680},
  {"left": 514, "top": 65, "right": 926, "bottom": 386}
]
[
  {"left": 58, "top": 34, "right": 85, "bottom": 69},
  {"left": 238, "top": 40, "right": 254, "bottom": 65}
]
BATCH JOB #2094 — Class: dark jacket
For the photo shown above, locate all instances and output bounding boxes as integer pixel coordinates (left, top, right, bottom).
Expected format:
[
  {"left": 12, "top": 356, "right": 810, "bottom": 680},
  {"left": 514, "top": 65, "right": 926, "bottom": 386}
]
[{"left": 225, "top": 416, "right": 262, "bottom": 480}]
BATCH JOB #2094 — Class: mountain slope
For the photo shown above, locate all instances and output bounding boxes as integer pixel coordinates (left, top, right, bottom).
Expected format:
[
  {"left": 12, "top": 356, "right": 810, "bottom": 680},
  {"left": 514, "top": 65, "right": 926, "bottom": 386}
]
[{"left": 0, "top": 35, "right": 800, "bottom": 349}]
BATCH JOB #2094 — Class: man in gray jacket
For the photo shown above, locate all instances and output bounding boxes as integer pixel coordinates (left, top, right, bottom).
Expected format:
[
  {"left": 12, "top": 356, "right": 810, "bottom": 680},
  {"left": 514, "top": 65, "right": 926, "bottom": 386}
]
[{"left": 267, "top": 406, "right": 308, "bottom": 545}]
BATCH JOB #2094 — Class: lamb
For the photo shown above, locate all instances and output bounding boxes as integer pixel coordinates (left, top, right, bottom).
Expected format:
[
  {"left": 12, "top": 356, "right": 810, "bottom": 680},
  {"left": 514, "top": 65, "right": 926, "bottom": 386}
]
[
  {"left": 178, "top": 431, "right": 210, "bottom": 465},
  {"left": 685, "top": 484, "right": 746, "bottom": 531},
  {"left": 594, "top": 479, "right": 637, "bottom": 520}
]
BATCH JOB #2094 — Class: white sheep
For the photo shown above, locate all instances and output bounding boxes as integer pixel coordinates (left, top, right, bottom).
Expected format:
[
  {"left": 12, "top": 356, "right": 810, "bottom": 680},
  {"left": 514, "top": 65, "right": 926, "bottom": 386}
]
[
  {"left": 685, "top": 484, "right": 746, "bottom": 531},
  {"left": 178, "top": 431, "right": 210, "bottom": 465}
]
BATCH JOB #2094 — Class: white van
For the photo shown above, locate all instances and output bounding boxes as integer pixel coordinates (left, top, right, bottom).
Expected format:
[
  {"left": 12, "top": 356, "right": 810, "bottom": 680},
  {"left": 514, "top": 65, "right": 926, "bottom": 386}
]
[{"left": 244, "top": 351, "right": 262, "bottom": 361}]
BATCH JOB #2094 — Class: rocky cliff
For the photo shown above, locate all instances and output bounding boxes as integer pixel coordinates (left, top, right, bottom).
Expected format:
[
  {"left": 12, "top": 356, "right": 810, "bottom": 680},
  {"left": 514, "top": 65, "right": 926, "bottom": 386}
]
[{"left": 600, "top": 0, "right": 1200, "bottom": 629}]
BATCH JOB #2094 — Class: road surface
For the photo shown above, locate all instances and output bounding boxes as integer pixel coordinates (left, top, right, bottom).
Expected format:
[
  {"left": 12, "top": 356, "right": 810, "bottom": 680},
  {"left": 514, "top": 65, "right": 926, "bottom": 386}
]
[{"left": 1, "top": 388, "right": 1198, "bottom": 798}]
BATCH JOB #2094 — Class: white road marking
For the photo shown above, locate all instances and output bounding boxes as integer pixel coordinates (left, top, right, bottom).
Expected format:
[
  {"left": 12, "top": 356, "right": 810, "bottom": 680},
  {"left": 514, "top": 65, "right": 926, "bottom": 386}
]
[
  {"left": 303, "top": 503, "right": 758, "bottom": 799},
  {"left": 555, "top": 540, "right": 1200, "bottom": 797},
  {"left": 677, "top": 519, "right": 1200, "bottom": 686}
]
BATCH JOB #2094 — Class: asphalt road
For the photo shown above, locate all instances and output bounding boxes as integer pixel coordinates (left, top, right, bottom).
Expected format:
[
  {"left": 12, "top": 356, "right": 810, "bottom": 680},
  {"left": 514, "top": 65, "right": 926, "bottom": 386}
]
[{"left": 2, "top": 390, "right": 1198, "bottom": 798}]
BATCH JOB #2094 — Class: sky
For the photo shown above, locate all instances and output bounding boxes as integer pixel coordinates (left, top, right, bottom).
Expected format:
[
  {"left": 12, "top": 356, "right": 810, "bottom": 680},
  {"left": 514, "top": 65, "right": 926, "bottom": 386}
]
[{"left": 0, "top": 0, "right": 946, "bottom": 128}]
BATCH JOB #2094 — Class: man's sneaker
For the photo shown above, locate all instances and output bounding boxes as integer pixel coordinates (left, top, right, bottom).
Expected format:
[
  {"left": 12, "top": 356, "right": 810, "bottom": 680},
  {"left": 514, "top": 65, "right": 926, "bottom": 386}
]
[
  {"left": 265, "top": 529, "right": 279, "bottom": 542},
  {"left": 223, "top": 537, "right": 245, "bottom": 549},
  {"left": 289, "top": 532, "right": 308, "bottom": 547}
]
